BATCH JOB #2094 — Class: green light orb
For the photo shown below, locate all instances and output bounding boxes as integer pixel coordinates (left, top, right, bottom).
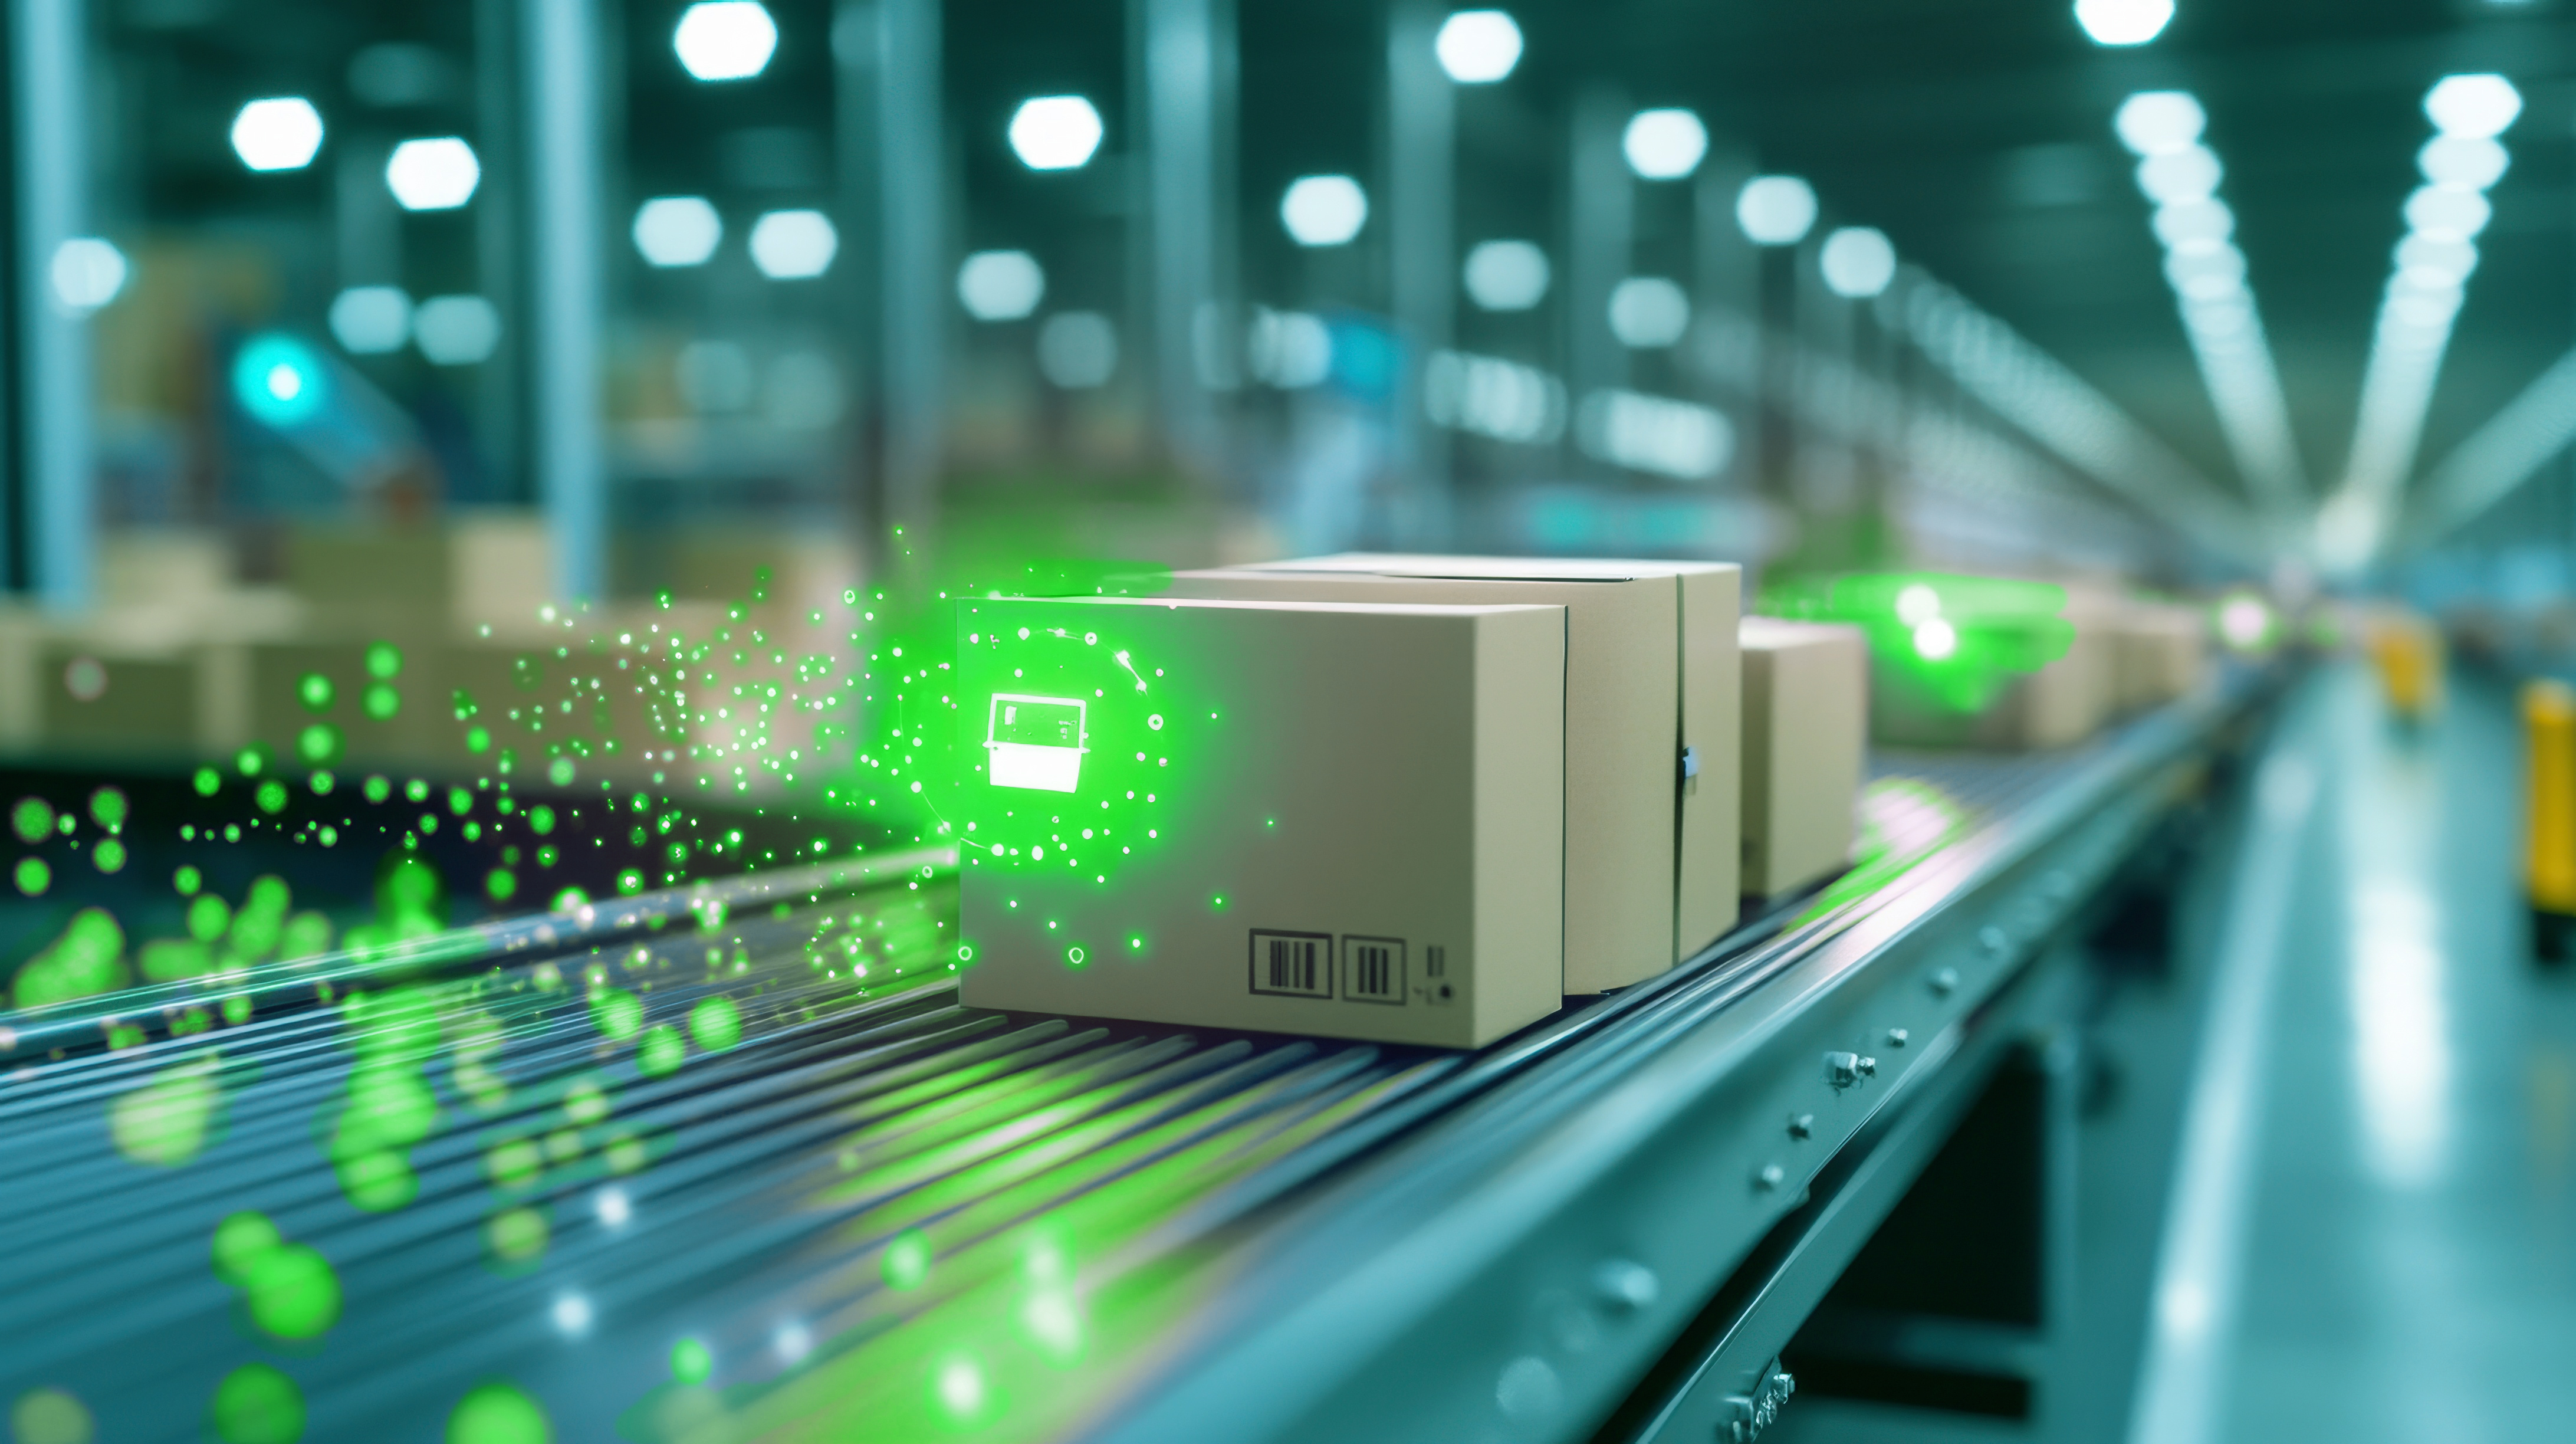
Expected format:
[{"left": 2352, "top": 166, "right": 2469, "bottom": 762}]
[
  {"left": 486, "top": 869, "right": 517, "bottom": 903},
  {"left": 295, "top": 672, "right": 335, "bottom": 714},
  {"left": 637, "top": 1025, "right": 685, "bottom": 1077},
  {"left": 236, "top": 746, "right": 265, "bottom": 777},
  {"left": 209, "top": 1364, "right": 305, "bottom": 1444},
  {"left": 193, "top": 766, "right": 222, "bottom": 797},
  {"left": 443, "top": 1381, "right": 551, "bottom": 1444},
  {"left": 12, "top": 796, "right": 56, "bottom": 844},
  {"left": 295, "top": 724, "right": 343, "bottom": 767},
  {"left": 365, "top": 641, "right": 403, "bottom": 680},
  {"left": 92, "top": 838, "right": 127, "bottom": 874},
  {"left": 882, "top": 1229, "right": 932, "bottom": 1291},
  {"left": 362, "top": 683, "right": 400, "bottom": 721},
  {"left": 16, "top": 857, "right": 52, "bottom": 897},
  {"left": 256, "top": 780, "right": 289, "bottom": 815},
  {"left": 212, "top": 1212, "right": 282, "bottom": 1284},
  {"left": 592, "top": 989, "right": 642, "bottom": 1041},
  {"left": 9, "top": 1388, "right": 95, "bottom": 1444},
  {"left": 669, "top": 1337, "right": 713, "bottom": 1385},
  {"left": 485, "top": 1207, "right": 549, "bottom": 1265},
  {"left": 242, "top": 1243, "right": 341, "bottom": 1340},
  {"left": 686, "top": 996, "right": 742, "bottom": 1052}
]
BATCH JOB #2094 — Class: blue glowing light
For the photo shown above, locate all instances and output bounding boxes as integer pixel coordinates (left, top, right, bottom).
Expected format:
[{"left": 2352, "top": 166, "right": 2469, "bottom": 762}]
[{"left": 232, "top": 334, "right": 328, "bottom": 426}]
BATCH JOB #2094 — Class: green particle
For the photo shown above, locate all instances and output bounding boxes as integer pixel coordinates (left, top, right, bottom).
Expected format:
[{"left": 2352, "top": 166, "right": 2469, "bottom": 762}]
[
  {"left": 527, "top": 805, "right": 557, "bottom": 836},
  {"left": 485, "top": 1207, "right": 549, "bottom": 1265},
  {"left": 363, "top": 683, "right": 400, "bottom": 721},
  {"left": 88, "top": 787, "right": 128, "bottom": 831},
  {"left": 236, "top": 746, "right": 265, "bottom": 777},
  {"left": 193, "top": 766, "right": 223, "bottom": 798},
  {"left": 363, "top": 775, "right": 392, "bottom": 804},
  {"left": 256, "top": 780, "right": 289, "bottom": 815},
  {"left": 336, "top": 1148, "right": 420, "bottom": 1212},
  {"left": 604, "top": 1133, "right": 649, "bottom": 1174},
  {"left": 280, "top": 911, "right": 334, "bottom": 960},
  {"left": 176, "top": 864, "right": 203, "bottom": 895},
  {"left": 16, "top": 857, "right": 51, "bottom": 897},
  {"left": 210, "top": 1363, "right": 305, "bottom": 1444},
  {"left": 212, "top": 1212, "right": 282, "bottom": 1284},
  {"left": 9, "top": 1388, "right": 96, "bottom": 1444},
  {"left": 548, "top": 757, "right": 576, "bottom": 787},
  {"left": 296, "top": 671, "right": 336, "bottom": 714},
  {"left": 592, "top": 989, "right": 642, "bottom": 1041},
  {"left": 617, "top": 869, "right": 645, "bottom": 897},
  {"left": 487, "top": 1138, "right": 544, "bottom": 1190},
  {"left": 295, "top": 724, "right": 342, "bottom": 767},
  {"left": 189, "top": 894, "right": 234, "bottom": 943},
  {"left": 11, "top": 907, "right": 130, "bottom": 1009},
  {"left": 563, "top": 1080, "right": 611, "bottom": 1126},
  {"left": 443, "top": 1381, "right": 551, "bottom": 1444},
  {"left": 405, "top": 777, "right": 431, "bottom": 804},
  {"left": 310, "top": 771, "right": 336, "bottom": 796},
  {"left": 487, "top": 869, "right": 517, "bottom": 902},
  {"left": 449, "top": 786, "right": 474, "bottom": 817},
  {"left": 467, "top": 726, "right": 492, "bottom": 754},
  {"left": 537, "top": 845, "right": 561, "bottom": 869},
  {"left": 687, "top": 996, "right": 742, "bottom": 1052},
  {"left": 882, "top": 1229, "right": 932, "bottom": 1291},
  {"left": 670, "top": 1337, "right": 714, "bottom": 1385},
  {"left": 243, "top": 1244, "right": 342, "bottom": 1340},
  {"left": 364, "top": 641, "right": 403, "bottom": 681},
  {"left": 110, "top": 1060, "right": 222, "bottom": 1167},
  {"left": 638, "top": 1025, "right": 685, "bottom": 1077},
  {"left": 11, "top": 796, "right": 55, "bottom": 844}
]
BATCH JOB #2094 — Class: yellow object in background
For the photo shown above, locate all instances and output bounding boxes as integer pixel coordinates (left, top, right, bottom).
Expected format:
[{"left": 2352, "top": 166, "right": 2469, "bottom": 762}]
[
  {"left": 2526, "top": 680, "right": 2576, "bottom": 917},
  {"left": 2367, "top": 612, "right": 2444, "bottom": 721}
]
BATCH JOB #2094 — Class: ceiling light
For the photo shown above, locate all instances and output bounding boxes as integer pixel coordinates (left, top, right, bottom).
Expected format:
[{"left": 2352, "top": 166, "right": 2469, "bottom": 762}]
[
  {"left": 2152, "top": 198, "right": 2233, "bottom": 249},
  {"left": 1622, "top": 109, "right": 1707, "bottom": 180},
  {"left": 1007, "top": 96, "right": 1104, "bottom": 171},
  {"left": 957, "top": 250, "right": 1046, "bottom": 321},
  {"left": 1463, "top": 239, "right": 1550, "bottom": 311},
  {"left": 2417, "top": 134, "right": 2508, "bottom": 191},
  {"left": 1735, "top": 175, "right": 1817, "bottom": 246},
  {"left": 385, "top": 137, "right": 481, "bottom": 210},
  {"left": 1434, "top": 10, "right": 1523, "bottom": 84},
  {"left": 1820, "top": 227, "right": 1897, "bottom": 298},
  {"left": 2423, "top": 73, "right": 2521, "bottom": 139},
  {"left": 748, "top": 210, "right": 837, "bottom": 278},
  {"left": 2113, "top": 91, "right": 2204, "bottom": 155},
  {"left": 229, "top": 97, "right": 324, "bottom": 172},
  {"left": 1038, "top": 311, "right": 1118, "bottom": 388},
  {"left": 673, "top": 1, "right": 778, "bottom": 82},
  {"left": 328, "top": 286, "right": 411, "bottom": 353},
  {"left": 2074, "top": 0, "right": 2174, "bottom": 47},
  {"left": 1281, "top": 175, "right": 1368, "bottom": 247},
  {"left": 632, "top": 196, "right": 723, "bottom": 267},
  {"left": 414, "top": 295, "right": 500, "bottom": 364},
  {"left": 234, "top": 334, "right": 328, "bottom": 426},
  {"left": 1575, "top": 389, "right": 1733, "bottom": 480},
  {"left": 2135, "top": 145, "right": 2220, "bottom": 204},
  {"left": 2394, "top": 233, "right": 2478, "bottom": 284},
  {"left": 49, "top": 238, "right": 128, "bottom": 313},
  {"left": 1607, "top": 277, "right": 1690, "bottom": 348},
  {"left": 2403, "top": 186, "right": 2490, "bottom": 241}
]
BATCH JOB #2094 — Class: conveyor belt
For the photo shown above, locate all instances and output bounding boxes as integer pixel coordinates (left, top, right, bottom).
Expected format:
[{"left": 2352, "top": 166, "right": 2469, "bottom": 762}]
[{"left": 0, "top": 672, "right": 2270, "bottom": 1444}]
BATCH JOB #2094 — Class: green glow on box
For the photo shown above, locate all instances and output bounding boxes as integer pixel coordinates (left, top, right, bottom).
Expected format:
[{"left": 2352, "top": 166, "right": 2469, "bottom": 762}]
[{"left": 1767, "top": 571, "right": 2074, "bottom": 716}]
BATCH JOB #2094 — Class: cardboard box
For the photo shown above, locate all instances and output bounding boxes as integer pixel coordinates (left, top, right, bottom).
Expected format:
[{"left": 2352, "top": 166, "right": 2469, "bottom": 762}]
[
  {"left": 2111, "top": 603, "right": 2209, "bottom": 711},
  {"left": 1169, "top": 553, "right": 1741, "bottom": 990},
  {"left": 954, "top": 594, "right": 1565, "bottom": 1048},
  {"left": 1740, "top": 618, "right": 1868, "bottom": 897}
]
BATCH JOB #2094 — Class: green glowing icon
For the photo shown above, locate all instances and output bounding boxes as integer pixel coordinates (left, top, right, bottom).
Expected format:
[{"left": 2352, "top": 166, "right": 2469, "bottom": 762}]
[{"left": 986, "top": 694, "right": 1087, "bottom": 793}]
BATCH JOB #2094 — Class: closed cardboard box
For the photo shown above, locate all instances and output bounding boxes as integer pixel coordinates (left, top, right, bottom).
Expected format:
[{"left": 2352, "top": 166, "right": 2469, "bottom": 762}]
[
  {"left": 1740, "top": 618, "right": 1867, "bottom": 898},
  {"left": 954, "top": 594, "right": 1565, "bottom": 1048},
  {"left": 1173, "top": 554, "right": 1741, "bottom": 991}
]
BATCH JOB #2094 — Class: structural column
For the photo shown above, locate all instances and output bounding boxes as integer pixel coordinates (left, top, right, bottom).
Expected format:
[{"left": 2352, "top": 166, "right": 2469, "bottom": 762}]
[
  {"left": 1386, "top": 0, "right": 1453, "bottom": 540},
  {"left": 1138, "top": 0, "right": 1235, "bottom": 479},
  {"left": 873, "top": 0, "right": 943, "bottom": 547},
  {"left": 1566, "top": 87, "right": 1631, "bottom": 475},
  {"left": 522, "top": 0, "right": 606, "bottom": 600},
  {"left": 10, "top": 0, "right": 95, "bottom": 609}
]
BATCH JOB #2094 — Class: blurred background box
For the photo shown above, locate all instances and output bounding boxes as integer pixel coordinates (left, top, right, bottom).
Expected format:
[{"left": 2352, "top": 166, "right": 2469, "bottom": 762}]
[
  {"left": 2111, "top": 600, "right": 2212, "bottom": 713},
  {"left": 1740, "top": 617, "right": 1868, "bottom": 898}
]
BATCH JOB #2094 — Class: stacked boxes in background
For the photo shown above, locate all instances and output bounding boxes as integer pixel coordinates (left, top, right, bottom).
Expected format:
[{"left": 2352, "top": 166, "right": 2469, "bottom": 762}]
[
  {"left": 1739, "top": 618, "right": 1868, "bottom": 899},
  {"left": 952, "top": 594, "right": 1568, "bottom": 1048}
]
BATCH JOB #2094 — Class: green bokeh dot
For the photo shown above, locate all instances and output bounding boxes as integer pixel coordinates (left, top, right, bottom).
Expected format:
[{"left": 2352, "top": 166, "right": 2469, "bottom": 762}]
[
  {"left": 209, "top": 1364, "right": 305, "bottom": 1444},
  {"left": 242, "top": 1244, "right": 341, "bottom": 1340},
  {"left": 88, "top": 786, "right": 127, "bottom": 831},
  {"left": 255, "top": 780, "right": 289, "bottom": 815},
  {"left": 592, "top": 989, "right": 642, "bottom": 1041},
  {"left": 15, "top": 856, "right": 52, "bottom": 897},
  {"left": 12, "top": 796, "right": 56, "bottom": 845},
  {"left": 193, "top": 766, "right": 222, "bottom": 797},
  {"left": 882, "top": 1229, "right": 932, "bottom": 1291},
  {"left": 295, "top": 724, "right": 342, "bottom": 767},
  {"left": 365, "top": 642, "right": 403, "bottom": 681},
  {"left": 211, "top": 1212, "right": 281, "bottom": 1284},
  {"left": 93, "top": 838, "right": 127, "bottom": 874},
  {"left": 669, "top": 1337, "right": 712, "bottom": 1385},
  {"left": 295, "top": 672, "right": 335, "bottom": 714},
  {"left": 637, "top": 1025, "right": 685, "bottom": 1077},
  {"left": 686, "top": 996, "right": 742, "bottom": 1053},
  {"left": 9, "top": 1388, "right": 94, "bottom": 1444},
  {"left": 363, "top": 683, "right": 400, "bottom": 721},
  {"left": 485, "top": 869, "right": 517, "bottom": 904},
  {"left": 443, "top": 1381, "right": 550, "bottom": 1444}
]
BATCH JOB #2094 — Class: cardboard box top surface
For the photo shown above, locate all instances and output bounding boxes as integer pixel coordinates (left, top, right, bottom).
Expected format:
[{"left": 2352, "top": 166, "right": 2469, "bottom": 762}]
[
  {"left": 1003, "top": 594, "right": 1567, "bottom": 622},
  {"left": 1248, "top": 553, "right": 1740, "bottom": 583},
  {"left": 1742, "top": 616, "right": 1865, "bottom": 649}
]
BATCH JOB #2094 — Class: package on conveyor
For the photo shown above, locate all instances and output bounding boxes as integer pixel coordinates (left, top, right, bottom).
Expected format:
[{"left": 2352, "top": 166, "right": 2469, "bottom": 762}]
[
  {"left": 1739, "top": 617, "right": 1868, "bottom": 898},
  {"left": 1770, "top": 572, "right": 2102, "bottom": 751},
  {"left": 2107, "top": 598, "right": 2212, "bottom": 713},
  {"left": 952, "top": 593, "right": 1566, "bottom": 1048},
  {"left": 1161, "top": 553, "right": 1741, "bottom": 992},
  {"left": 8, "top": 590, "right": 309, "bottom": 763}
]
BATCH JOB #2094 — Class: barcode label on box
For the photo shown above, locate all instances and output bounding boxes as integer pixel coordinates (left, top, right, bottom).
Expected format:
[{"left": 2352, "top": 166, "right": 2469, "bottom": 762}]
[
  {"left": 1342, "top": 937, "right": 1405, "bottom": 1005},
  {"left": 1248, "top": 930, "right": 1333, "bottom": 999}
]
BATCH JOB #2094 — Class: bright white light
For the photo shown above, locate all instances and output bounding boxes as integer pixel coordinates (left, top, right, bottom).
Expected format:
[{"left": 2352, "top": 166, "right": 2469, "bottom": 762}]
[
  {"left": 49, "top": 238, "right": 128, "bottom": 313},
  {"left": 552, "top": 1294, "right": 594, "bottom": 1337},
  {"left": 1463, "top": 239, "right": 1550, "bottom": 311},
  {"left": 594, "top": 1188, "right": 633, "bottom": 1229},
  {"left": 2153, "top": 198, "right": 2234, "bottom": 250},
  {"left": 748, "top": 210, "right": 838, "bottom": 278},
  {"left": 1607, "top": 277, "right": 1691, "bottom": 348},
  {"left": 2218, "top": 595, "right": 2272, "bottom": 649},
  {"left": 1912, "top": 617, "right": 1959, "bottom": 661},
  {"left": 414, "top": 294, "right": 500, "bottom": 365},
  {"left": 1575, "top": 388, "right": 1733, "bottom": 480},
  {"left": 2136, "top": 145, "right": 2221, "bottom": 204},
  {"left": 774, "top": 1321, "right": 814, "bottom": 1364},
  {"left": 1247, "top": 309, "right": 1332, "bottom": 389},
  {"left": 1820, "top": 227, "right": 1897, "bottom": 298},
  {"left": 2165, "top": 244, "right": 2247, "bottom": 301},
  {"left": 1622, "top": 109, "right": 1708, "bottom": 180},
  {"left": 2403, "top": 186, "right": 2490, "bottom": 241},
  {"left": 1038, "top": 311, "right": 1118, "bottom": 388},
  {"left": 2075, "top": 0, "right": 2174, "bottom": 46},
  {"left": 2114, "top": 91, "right": 2204, "bottom": 155},
  {"left": 1281, "top": 175, "right": 1368, "bottom": 247},
  {"left": 673, "top": 1, "right": 778, "bottom": 82},
  {"left": 957, "top": 250, "right": 1046, "bottom": 321},
  {"left": 1007, "top": 96, "right": 1105, "bottom": 171},
  {"left": 1736, "top": 175, "right": 1818, "bottom": 246},
  {"left": 2418, "top": 135, "right": 2508, "bottom": 191},
  {"left": 1434, "top": 10, "right": 1523, "bottom": 83},
  {"left": 938, "top": 1357, "right": 986, "bottom": 1417},
  {"left": 2395, "top": 233, "right": 2478, "bottom": 286},
  {"left": 2343, "top": 759, "right": 2453, "bottom": 1188},
  {"left": 632, "top": 196, "right": 723, "bottom": 267},
  {"left": 2423, "top": 73, "right": 2521, "bottom": 139},
  {"left": 1894, "top": 583, "right": 1941, "bottom": 626},
  {"left": 329, "top": 286, "right": 412, "bottom": 354},
  {"left": 229, "top": 97, "right": 326, "bottom": 172},
  {"left": 385, "top": 137, "right": 481, "bottom": 211},
  {"left": 1425, "top": 349, "right": 1565, "bottom": 443}
]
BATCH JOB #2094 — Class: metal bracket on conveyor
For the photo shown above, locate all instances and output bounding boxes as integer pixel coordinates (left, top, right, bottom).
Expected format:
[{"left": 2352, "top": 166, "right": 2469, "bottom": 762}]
[{"left": 1720, "top": 1359, "right": 1795, "bottom": 1442}]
